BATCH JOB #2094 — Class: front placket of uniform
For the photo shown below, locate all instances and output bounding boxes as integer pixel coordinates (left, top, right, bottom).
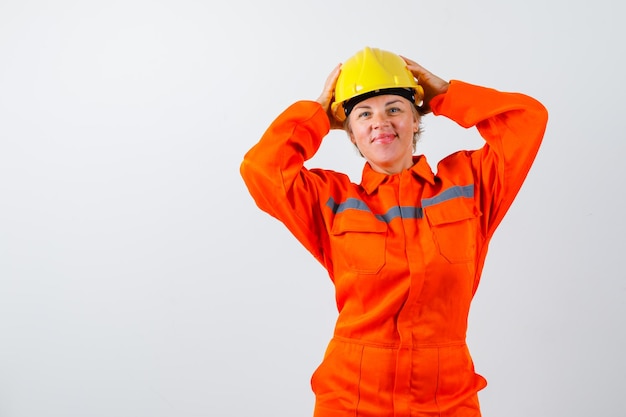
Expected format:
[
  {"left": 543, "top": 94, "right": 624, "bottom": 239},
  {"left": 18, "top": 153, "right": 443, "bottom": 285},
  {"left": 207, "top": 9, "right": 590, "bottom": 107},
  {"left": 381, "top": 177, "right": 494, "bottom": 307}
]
[{"left": 392, "top": 169, "right": 427, "bottom": 417}]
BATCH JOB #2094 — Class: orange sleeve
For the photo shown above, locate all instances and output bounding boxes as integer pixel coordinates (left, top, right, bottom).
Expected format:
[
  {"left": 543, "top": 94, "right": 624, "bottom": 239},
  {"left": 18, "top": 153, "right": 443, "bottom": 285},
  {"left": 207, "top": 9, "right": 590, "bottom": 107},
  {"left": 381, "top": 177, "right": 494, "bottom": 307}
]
[
  {"left": 239, "top": 100, "right": 335, "bottom": 267},
  {"left": 430, "top": 80, "right": 549, "bottom": 238}
]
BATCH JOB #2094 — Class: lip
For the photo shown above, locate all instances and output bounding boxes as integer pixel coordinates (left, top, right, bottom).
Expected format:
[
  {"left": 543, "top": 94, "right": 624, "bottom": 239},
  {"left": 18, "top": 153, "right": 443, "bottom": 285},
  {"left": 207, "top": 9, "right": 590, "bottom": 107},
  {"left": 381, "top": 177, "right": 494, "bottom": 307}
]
[{"left": 371, "top": 133, "right": 396, "bottom": 144}]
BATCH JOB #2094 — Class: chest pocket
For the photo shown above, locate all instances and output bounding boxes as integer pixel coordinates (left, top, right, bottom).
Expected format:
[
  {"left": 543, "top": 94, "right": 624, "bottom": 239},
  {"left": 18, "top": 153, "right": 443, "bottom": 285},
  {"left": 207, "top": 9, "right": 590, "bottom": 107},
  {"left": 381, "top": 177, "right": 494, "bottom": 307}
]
[
  {"left": 424, "top": 197, "right": 481, "bottom": 264},
  {"left": 330, "top": 211, "right": 388, "bottom": 274}
]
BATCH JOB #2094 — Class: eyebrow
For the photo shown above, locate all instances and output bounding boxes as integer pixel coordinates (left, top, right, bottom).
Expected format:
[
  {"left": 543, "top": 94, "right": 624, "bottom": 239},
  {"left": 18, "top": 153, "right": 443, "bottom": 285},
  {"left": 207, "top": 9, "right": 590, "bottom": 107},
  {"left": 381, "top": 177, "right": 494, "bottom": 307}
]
[{"left": 354, "top": 99, "right": 404, "bottom": 110}]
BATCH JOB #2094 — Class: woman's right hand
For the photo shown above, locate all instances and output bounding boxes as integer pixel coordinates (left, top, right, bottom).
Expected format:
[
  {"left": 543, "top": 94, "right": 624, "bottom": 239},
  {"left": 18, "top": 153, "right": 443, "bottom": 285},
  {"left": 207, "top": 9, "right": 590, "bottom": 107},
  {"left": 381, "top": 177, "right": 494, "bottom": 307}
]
[{"left": 316, "top": 63, "right": 344, "bottom": 130}]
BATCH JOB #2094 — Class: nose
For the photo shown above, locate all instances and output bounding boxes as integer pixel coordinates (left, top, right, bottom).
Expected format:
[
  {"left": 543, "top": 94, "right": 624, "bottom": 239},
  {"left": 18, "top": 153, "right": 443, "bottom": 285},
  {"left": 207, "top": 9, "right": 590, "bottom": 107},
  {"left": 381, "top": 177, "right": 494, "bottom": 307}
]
[{"left": 372, "top": 113, "right": 390, "bottom": 129}]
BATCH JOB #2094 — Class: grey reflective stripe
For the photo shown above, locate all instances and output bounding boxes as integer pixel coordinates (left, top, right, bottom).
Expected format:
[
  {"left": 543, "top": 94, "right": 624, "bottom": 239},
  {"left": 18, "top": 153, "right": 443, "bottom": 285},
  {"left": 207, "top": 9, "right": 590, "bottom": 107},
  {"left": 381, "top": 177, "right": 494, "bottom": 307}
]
[
  {"left": 326, "top": 197, "right": 370, "bottom": 214},
  {"left": 421, "top": 184, "right": 474, "bottom": 208},
  {"left": 325, "top": 184, "right": 473, "bottom": 224},
  {"left": 379, "top": 206, "right": 423, "bottom": 222},
  {"left": 325, "top": 197, "right": 423, "bottom": 223}
]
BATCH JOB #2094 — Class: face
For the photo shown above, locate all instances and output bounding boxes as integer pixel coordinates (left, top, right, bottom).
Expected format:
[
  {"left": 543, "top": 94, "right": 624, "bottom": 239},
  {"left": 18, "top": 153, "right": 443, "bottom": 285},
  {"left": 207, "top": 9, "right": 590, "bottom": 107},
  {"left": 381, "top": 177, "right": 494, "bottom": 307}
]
[{"left": 347, "top": 94, "right": 420, "bottom": 175}]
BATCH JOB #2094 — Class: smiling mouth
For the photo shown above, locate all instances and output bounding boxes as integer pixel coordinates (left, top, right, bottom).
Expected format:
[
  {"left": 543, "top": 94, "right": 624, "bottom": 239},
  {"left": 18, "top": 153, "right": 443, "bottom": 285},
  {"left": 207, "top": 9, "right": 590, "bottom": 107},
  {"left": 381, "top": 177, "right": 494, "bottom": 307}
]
[{"left": 372, "top": 133, "right": 396, "bottom": 144}]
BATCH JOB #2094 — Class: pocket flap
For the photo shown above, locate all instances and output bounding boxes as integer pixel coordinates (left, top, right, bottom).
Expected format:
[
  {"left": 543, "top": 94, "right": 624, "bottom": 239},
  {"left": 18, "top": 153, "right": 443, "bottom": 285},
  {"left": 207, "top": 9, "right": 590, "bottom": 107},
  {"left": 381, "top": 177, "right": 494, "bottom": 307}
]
[
  {"left": 424, "top": 197, "right": 479, "bottom": 226},
  {"left": 331, "top": 210, "right": 387, "bottom": 235}
]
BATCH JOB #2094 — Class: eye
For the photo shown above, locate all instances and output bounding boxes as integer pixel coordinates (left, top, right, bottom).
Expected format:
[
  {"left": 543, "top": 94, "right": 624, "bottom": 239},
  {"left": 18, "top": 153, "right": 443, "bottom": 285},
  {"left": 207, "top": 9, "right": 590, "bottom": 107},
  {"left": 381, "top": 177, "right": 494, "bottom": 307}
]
[
  {"left": 357, "top": 110, "right": 371, "bottom": 118},
  {"left": 388, "top": 106, "right": 401, "bottom": 114}
]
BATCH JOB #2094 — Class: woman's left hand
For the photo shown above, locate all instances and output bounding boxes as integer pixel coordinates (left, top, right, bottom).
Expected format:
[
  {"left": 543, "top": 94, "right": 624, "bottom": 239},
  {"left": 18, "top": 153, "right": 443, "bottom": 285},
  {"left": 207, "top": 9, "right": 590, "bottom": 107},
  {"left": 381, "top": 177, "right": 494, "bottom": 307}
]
[{"left": 401, "top": 56, "right": 450, "bottom": 114}]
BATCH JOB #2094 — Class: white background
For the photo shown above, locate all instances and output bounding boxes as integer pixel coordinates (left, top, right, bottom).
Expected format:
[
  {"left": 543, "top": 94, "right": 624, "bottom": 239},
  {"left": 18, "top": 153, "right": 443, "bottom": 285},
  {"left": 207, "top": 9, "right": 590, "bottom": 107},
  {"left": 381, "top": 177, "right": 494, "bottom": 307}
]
[{"left": 1, "top": 1, "right": 624, "bottom": 416}]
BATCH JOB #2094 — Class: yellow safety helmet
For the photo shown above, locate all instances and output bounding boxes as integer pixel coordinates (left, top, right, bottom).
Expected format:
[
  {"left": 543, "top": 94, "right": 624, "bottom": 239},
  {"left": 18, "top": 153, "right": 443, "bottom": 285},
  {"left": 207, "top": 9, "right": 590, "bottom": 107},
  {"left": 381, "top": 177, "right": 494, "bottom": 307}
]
[{"left": 331, "top": 47, "right": 424, "bottom": 122}]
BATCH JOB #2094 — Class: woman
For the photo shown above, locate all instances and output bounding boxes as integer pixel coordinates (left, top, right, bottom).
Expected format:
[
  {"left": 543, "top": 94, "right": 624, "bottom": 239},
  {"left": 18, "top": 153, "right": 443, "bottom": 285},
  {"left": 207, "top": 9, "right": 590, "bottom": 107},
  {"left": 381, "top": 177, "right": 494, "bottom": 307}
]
[{"left": 240, "top": 47, "right": 548, "bottom": 417}]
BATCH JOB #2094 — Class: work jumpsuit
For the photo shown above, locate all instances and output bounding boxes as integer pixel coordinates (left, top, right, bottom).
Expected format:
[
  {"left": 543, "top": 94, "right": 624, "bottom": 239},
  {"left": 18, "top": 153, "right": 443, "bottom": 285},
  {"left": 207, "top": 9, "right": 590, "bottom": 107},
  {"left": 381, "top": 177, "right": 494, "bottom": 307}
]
[{"left": 240, "top": 81, "right": 548, "bottom": 417}]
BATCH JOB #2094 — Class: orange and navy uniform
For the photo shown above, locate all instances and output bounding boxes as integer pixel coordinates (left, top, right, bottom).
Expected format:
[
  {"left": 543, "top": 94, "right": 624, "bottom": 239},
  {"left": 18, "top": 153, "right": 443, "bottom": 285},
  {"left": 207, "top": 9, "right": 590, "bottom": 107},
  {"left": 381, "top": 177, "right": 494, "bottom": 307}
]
[{"left": 240, "top": 80, "right": 548, "bottom": 417}]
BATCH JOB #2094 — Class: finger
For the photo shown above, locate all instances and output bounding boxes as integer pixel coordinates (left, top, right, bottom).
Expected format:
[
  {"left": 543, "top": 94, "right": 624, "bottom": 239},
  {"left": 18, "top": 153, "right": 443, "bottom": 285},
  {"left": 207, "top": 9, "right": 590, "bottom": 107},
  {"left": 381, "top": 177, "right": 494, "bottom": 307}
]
[
  {"left": 400, "top": 55, "right": 422, "bottom": 71},
  {"left": 316, "top": 63, "right": 342, "bottom": 107},
  {"left": 325, "top": 63, "right": 342, "bottom": 92},
  {"left": 400, "top": 55, "right": 416, "bottom": 65}
]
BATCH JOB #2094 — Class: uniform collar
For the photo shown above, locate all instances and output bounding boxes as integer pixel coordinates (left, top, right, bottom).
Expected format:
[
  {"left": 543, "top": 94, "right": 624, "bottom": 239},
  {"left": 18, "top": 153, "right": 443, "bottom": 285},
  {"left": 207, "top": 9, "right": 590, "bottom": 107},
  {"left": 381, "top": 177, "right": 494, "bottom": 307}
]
[{"left": 360, "top": 155, "right": 436, "bottom": 194}]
